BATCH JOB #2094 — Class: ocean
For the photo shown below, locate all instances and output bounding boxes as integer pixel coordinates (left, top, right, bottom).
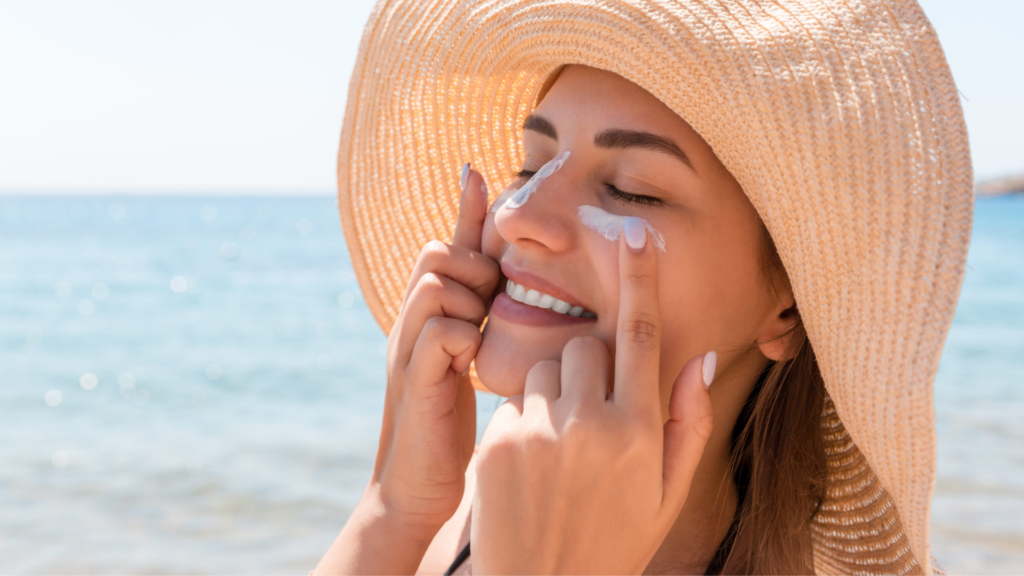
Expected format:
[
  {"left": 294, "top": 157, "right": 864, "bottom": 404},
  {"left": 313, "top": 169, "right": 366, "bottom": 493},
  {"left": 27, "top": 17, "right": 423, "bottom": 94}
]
[{"left": 1, "top": 195, "right": 1021, "bottom": 574}]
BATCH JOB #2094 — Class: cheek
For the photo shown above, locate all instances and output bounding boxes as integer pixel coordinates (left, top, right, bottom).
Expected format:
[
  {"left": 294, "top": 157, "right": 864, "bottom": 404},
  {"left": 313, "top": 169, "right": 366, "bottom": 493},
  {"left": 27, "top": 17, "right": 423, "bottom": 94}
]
[
  {"left": 698, "top": 232, "right": 774, "bottom": 335},
  {"left": 592, "top": 255, "right": 621, "bottom": 352},
  {"left": 654, "top": 236, "right": 773, "bottom": 383}
]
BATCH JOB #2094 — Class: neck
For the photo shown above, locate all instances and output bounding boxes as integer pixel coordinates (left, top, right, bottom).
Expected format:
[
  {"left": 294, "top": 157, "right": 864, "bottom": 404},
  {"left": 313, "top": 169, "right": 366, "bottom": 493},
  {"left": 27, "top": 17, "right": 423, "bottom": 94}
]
[
  {"left": 645, "top": 427, "right": 736, "bottom": 574},
  {"left": 646, "top": 351, "right": 768, "bottom": 574}
]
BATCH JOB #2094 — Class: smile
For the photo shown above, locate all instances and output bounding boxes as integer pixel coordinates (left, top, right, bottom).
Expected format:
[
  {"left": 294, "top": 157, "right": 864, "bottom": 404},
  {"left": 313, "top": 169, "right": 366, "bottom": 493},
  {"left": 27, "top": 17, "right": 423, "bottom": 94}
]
[{"left": 504, "top": 279, "right": 596, "bottom": 319}]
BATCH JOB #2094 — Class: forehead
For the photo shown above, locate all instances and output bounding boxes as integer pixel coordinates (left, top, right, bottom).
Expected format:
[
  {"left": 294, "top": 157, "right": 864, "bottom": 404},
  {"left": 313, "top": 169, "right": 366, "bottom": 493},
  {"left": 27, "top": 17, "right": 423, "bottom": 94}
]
[
  {"left": 534, "top": 65, "right": 701, "bottom": 144},
  {"left": 532, "top": 65, "right": 723, "bottom": 177}
]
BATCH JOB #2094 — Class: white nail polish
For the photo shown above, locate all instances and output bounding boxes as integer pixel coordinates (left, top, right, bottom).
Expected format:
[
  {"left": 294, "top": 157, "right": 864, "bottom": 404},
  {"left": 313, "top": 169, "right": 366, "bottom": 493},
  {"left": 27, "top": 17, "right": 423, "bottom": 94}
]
[
  {"left": 624, "top": 217, "right": 647, "bottom": 250},
  {"left": 576, "top": 205, "right": 667, "bottom": 252},
  {"left": 460, "top": 163, "right": 470, "bottom": 191},
  {"left": 702, "top": 351, "right": 717, "bottom": 388}
]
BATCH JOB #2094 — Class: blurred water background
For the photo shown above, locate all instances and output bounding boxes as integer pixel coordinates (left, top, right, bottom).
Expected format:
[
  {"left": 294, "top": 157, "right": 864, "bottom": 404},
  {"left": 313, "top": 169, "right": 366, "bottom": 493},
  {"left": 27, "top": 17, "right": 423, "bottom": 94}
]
[{"left": 0, "top": 194, "right": 1021, "bottom": 574}]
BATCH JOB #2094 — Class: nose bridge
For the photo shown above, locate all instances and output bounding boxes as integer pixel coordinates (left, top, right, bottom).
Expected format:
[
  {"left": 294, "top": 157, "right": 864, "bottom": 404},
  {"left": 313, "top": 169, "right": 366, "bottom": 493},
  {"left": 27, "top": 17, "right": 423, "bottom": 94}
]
[{"left": 494, "top": 163, "right": 580, "bottom": 253}]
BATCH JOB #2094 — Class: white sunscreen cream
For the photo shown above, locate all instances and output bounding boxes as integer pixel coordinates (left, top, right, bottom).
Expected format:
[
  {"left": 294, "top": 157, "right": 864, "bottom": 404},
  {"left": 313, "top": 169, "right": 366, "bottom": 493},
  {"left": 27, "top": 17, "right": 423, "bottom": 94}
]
[
  {"left": 577, "top": 204, "right": 667, "bottom": 252},
  {"left": 490, "top": 150, "right": 571, "bottom": 213}
]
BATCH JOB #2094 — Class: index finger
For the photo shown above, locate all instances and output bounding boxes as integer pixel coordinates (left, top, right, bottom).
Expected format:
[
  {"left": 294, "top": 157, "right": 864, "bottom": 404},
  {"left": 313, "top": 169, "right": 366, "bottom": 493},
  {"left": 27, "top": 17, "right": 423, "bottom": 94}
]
[
  {"left": 613, "top": 217, "right": 662, "bottom": 413},
  {"left": 451, "top": 164, "right": 487, "bottom": 252}
]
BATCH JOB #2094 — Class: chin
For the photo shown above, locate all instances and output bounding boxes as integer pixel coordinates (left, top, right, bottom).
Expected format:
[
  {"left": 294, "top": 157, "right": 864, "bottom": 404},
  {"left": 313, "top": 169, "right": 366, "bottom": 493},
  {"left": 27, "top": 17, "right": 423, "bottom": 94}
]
[{"left": 474, "top": 323, "right": 562, "bottom": 397}]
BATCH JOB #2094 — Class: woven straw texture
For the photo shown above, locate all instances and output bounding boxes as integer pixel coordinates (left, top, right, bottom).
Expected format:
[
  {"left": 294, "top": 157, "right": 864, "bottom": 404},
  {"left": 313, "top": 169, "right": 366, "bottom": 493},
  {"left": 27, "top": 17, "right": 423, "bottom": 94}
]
[{"left": 336, "top": 0, "right": 973, "bottom": 573}]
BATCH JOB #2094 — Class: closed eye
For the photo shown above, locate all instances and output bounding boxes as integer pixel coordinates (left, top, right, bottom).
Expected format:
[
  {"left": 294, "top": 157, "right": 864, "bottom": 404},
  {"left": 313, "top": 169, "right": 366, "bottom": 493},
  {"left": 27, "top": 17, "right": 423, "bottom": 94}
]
[
  {"left": 515, "top": 169, "right": 662, "bottom": 206},
  {"left": 604, "top": 184, "right": 661, "bottom": 206}
]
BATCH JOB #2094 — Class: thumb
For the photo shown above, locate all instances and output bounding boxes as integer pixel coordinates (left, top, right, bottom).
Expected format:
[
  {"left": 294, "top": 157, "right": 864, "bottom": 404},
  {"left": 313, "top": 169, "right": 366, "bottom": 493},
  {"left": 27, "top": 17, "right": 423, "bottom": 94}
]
[
  {"left": 661, "top": 351, "right": 716, "bottom": 513},
  {"left": 451, "top": 163, "right": 487, "bottom": 252}
]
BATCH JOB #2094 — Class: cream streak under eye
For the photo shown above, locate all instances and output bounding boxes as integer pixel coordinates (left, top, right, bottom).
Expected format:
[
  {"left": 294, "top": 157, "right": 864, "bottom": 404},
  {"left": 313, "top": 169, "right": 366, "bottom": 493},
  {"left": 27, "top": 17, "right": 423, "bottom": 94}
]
[{"left": 577, "top": 204, "right": 667, "bottom": 252}]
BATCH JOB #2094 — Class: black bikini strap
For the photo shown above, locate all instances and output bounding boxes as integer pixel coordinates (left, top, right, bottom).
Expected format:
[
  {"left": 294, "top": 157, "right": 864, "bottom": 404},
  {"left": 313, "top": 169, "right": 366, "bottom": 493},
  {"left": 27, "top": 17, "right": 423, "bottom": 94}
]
[{"left": 443, "top": 541, "right": 471, "bottom": 576}]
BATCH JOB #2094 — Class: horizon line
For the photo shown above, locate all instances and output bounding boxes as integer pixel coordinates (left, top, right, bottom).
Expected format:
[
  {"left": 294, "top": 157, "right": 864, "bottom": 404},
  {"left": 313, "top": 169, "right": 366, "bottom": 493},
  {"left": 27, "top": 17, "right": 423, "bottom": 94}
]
[{"left": 0, "top": 189, "right": 337, "bottom": 197}]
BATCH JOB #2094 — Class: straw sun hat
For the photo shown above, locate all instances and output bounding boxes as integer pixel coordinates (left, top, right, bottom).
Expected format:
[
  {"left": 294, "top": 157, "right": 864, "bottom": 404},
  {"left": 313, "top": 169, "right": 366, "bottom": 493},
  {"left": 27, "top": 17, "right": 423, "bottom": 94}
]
[{"left": 336, "top": 0, "right": 973, "bottom": 573}]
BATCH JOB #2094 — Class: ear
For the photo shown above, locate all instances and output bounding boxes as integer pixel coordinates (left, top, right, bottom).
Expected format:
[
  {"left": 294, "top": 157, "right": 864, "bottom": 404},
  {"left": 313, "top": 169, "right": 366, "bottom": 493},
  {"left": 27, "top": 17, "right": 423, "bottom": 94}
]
[{"left": 756, "top": 300, "right": 801, "bottom": 362}]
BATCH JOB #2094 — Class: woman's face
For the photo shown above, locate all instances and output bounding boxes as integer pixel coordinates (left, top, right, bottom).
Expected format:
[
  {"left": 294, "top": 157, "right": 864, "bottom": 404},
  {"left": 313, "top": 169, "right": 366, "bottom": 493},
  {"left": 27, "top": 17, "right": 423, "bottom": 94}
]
[{"left": 476, "top": 65, "right": 789, "bottom": 404}]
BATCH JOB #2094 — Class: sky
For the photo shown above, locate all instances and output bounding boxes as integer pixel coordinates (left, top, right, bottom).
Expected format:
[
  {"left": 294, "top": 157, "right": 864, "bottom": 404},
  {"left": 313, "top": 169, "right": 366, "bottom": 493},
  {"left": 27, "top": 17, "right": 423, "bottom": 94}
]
[{"left": 1, "top": 0, "right": 1021, "bottom": 194}]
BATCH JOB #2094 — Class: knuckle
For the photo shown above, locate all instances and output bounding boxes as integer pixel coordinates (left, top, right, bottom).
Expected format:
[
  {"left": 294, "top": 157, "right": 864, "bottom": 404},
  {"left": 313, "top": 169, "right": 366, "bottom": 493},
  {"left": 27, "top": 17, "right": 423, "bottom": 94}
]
[
  {"left": 476, "top": 438, "right": 510, "bottom": 472},
  {"left": 608, "top": 411, "right": 653, "bottom": 446},
  {"left": 615, "top": 425, "right": 648, "bottom": 458},
  {"left": 478, "top": 432, "right": 508, "bottom": 456},
  {"left": 527, "top": 359, "right": 561, "bottom": 380},
  {"left": 692, "top": 405, "right": 715, "bottom": 441},
  {"left": 523, "top": 425, "right": 559, "bottom": 456},
  {"left": 623, "top": 312, "right": 660, "bottom": 347},
  {"left": 563, "top": 335, "right": 605, "bottom": 357},
  {"left": 467, "top": 298, "right": 487, "bottom": 321},
  {"left": 415, "top": 272, "right": 446, "bottom": 296},
  {"left": 412, "top": 241, "right": 445, "bottom": 275},
  {"left": 420, "top": 316, "right": 447, "bottom": 338},
  {"left": 419, "top": 240, "right": 449, "bottom": 261},
  {"left": 624, "top": 270, "right": 655, "bottom": 290},
  {"left": 560, "top": 414, "right": 592, "bottom": 445}
]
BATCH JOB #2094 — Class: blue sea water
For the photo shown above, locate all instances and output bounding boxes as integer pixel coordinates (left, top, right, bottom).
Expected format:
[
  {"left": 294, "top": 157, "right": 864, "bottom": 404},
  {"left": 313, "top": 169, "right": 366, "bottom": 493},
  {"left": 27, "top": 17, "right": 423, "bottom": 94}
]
[{"left": 0, "top": 195, "right": 1021, "bottom": 574}]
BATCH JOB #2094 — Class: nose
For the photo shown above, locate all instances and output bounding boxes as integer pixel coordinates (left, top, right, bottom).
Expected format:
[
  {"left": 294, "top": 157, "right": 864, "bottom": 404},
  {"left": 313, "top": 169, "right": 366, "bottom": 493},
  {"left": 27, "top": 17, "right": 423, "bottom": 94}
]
[{"left": 493, "top": 164, "right": 578, "bottom": 254}]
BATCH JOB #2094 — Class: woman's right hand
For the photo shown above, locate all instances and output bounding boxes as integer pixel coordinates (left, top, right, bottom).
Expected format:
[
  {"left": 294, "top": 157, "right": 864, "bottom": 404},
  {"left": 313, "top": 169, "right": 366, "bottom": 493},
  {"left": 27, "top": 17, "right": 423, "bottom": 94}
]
[
  {"left": 313, "top": 164, "right": 497, "bottom": 575},
  {"left": 373, "top": 164, "right": 498, "bottom": 536}
]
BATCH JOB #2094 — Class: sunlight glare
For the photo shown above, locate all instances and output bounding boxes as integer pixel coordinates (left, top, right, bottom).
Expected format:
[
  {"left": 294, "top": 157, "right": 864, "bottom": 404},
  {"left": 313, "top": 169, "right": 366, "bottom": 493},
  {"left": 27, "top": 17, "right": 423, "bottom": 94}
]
[
  {"left": 80, "top": 373, "right": 98, "bottom": 391},
  {"left": 170, "top": 276, "right": 188, "bottom": 293},
  {"left": 44, "top": 390, "right": 62, "bottom": 406}
]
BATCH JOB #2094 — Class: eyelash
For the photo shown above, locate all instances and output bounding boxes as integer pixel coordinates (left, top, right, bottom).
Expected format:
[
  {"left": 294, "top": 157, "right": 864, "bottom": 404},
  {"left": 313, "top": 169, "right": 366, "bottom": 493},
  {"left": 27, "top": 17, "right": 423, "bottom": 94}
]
[{"left": 515, "top": 169, "right": 662, "bottom": 206}]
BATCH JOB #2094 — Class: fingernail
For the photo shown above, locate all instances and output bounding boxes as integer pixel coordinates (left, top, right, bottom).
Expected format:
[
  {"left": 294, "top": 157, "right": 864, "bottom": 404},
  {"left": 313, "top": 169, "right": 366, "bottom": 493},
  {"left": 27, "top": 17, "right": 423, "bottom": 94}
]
[
  {"left": 460, "top": 163, "right": 470, "bottom": 191},
  {"left": 481, "top": 179, "right": 488, "bottom": 203},
  {"left": 702, "top": 351, "right": 717, "bottom": 389},
  {"left": 624, "top": 217, "right": 646, "bottom": 251},
  {"left": 461, "top": 367, "right": 470, "bottom": 377}
]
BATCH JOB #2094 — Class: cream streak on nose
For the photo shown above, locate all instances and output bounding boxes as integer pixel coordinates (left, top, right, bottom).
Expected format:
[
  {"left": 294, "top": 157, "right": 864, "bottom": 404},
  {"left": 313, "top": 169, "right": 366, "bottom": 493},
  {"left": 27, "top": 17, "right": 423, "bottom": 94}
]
[
  {"left": 576, "top": 205, "right": 666, "bottom": 252},
  {"left": 490, "top": 150, "right": 571, "bottom": 213}
]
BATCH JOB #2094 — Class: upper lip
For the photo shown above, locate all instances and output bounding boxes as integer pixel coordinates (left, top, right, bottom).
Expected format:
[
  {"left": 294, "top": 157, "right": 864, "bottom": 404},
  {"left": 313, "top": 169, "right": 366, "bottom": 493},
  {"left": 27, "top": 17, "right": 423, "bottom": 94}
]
[{"left": 499, "top": 261, "right": 590, "bottom": 312}]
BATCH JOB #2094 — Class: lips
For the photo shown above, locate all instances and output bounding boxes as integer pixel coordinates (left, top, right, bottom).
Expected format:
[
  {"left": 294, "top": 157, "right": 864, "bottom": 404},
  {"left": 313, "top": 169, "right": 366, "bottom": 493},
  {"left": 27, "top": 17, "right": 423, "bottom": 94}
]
[
  {"left": 489, "top": 263, "right": 596, "bottom": 327},
  {"left": 504, "top": 279, "right": 595, "bottom": 318}
]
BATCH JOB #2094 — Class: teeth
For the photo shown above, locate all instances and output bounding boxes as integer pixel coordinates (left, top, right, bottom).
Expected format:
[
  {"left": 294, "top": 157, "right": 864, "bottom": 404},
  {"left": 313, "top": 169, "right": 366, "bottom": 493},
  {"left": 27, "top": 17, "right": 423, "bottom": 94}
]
[
  {"left": 505, "top": 280, "right": 593, "bottom": 319},
  {"left": 512, "top": 283, "right": 527, "bottom": 301},
  {"left": 524, "top": 289, "right": 541, "bottom": 306}
]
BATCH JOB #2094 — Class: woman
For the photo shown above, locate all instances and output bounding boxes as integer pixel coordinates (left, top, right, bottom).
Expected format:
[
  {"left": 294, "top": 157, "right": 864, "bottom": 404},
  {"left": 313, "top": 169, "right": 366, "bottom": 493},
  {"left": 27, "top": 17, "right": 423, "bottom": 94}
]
[{"left": 316, "top": 0, "right": 972, "bottom": 573}]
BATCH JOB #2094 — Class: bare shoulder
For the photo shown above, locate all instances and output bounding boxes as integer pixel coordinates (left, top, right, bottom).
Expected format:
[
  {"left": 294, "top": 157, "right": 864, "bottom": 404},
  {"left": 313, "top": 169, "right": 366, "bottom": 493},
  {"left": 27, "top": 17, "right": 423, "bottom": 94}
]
[{"left": 415, "top": 449, "right": 478, "bottom": 575}]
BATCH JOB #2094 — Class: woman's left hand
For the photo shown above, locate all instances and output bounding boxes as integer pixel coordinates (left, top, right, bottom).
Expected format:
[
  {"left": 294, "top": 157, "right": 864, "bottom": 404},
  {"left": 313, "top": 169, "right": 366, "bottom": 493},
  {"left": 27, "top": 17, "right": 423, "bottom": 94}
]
[{"left": 471, "top": 221, "right": 716, "bottom": 574}]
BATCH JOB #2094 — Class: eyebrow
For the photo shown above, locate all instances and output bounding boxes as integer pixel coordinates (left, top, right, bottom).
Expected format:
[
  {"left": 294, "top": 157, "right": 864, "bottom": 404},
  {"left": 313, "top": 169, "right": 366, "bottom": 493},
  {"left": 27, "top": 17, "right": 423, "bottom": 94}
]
[
  {"left": 523, "top": 114, "right": 557, "bottom": 140},
  {"left": 523, "top": 113, "right": 692, "bottom": 169},
  {"left": 594, "top": 129, "right": 692, "bottom": 169}
]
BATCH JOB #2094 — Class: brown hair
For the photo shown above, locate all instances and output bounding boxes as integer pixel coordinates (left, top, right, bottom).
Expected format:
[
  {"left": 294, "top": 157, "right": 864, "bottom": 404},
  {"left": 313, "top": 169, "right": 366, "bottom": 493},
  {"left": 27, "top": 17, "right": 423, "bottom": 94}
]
[{"left": 707, "top": 228, "right": 828, "bottom": 575}]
